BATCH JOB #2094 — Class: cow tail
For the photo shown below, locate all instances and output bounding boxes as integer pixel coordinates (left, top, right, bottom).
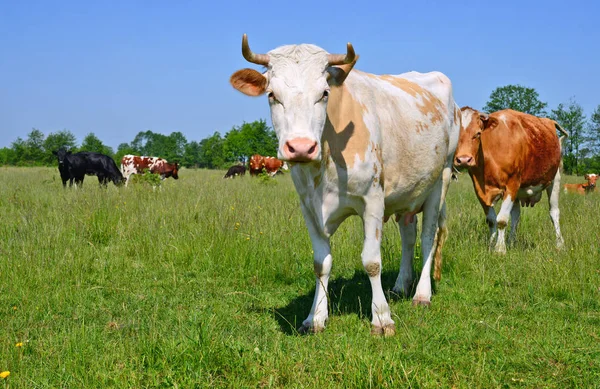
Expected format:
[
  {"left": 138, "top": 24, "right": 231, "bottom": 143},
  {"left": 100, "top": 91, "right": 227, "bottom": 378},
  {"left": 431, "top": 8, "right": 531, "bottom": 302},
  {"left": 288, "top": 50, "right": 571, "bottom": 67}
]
[
  {"left": 555, "top": 122, "right": 569, "bottom": 148},
  {"left": 433, "top": 202, "right": 448, "bottom": 282}
]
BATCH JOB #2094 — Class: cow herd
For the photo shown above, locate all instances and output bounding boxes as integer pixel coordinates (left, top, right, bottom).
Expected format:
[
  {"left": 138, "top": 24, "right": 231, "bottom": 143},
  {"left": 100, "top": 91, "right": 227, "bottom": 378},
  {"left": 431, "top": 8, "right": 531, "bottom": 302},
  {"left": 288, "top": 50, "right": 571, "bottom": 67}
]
[
  {"left": 229, "top": 34, "right": 598, "bottom": 335},
  {"left": 50, "top": 34, "right": 598, "bottom": 337}
]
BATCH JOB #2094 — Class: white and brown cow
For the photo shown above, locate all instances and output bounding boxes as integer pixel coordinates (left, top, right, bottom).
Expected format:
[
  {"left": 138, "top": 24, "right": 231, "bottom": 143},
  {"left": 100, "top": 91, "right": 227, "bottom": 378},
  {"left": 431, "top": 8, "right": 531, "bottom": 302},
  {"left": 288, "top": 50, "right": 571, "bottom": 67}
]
[
  {"left": 564, "top": 173, "right": 598, "bottom": 194},
  {"left": 121, "top": 154, "right": 179, "bottom": 186},
  {"left": 454, "top": 107, "right": 568, "bottom": 253},
  {"left": 230, "top": 35, "right": 460, "bottom": 335}
]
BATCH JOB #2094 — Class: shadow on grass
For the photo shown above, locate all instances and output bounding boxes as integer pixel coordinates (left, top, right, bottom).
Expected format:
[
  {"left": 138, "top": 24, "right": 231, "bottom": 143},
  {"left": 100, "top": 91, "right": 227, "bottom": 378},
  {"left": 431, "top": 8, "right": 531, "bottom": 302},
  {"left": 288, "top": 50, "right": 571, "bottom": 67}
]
[{"left": 271, "top": 270, "right": 417, "bottom": 335}]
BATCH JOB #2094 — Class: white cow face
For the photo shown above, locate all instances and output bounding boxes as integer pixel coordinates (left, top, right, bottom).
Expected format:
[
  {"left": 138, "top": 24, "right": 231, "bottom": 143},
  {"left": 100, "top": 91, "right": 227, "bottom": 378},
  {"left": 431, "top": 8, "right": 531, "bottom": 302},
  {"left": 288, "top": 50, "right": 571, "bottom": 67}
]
[{"left": 230, "top": 35, "right": 356, "bottom": 163}]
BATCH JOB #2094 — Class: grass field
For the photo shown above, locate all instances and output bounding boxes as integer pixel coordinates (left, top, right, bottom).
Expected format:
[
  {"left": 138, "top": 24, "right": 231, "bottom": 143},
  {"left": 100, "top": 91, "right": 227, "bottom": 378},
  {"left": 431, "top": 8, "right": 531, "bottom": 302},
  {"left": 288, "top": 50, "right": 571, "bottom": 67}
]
[{"left": 1, "top": 166, "right": 600, "bottom": 388}]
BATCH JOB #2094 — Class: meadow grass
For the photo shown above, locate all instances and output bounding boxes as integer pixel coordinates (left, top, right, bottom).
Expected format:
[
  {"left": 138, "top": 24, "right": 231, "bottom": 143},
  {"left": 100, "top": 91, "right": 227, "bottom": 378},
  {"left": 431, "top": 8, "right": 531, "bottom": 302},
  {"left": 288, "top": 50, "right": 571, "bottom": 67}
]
[{"left": 1, "top": 166, "right": 599, "bottom": 388}]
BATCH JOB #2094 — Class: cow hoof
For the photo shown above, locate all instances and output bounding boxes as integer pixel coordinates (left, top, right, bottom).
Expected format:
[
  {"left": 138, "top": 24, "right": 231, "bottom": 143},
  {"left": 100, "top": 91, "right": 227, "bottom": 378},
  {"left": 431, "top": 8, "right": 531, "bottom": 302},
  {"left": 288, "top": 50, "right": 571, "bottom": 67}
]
[
  {"left": 412, "top": 298, "right": 431, "bottom": 307},
  {"left": 371, "top": 323, "right": 396, "bottom": 337},
  {"left": 297, "top": 323, "right": 325, "bottom": 335}
]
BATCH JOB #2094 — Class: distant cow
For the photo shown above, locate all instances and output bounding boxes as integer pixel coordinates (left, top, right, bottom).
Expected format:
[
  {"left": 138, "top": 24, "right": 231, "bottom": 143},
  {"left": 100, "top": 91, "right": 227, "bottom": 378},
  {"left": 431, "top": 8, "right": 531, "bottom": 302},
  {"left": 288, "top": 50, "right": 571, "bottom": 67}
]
[
  {"left": 564, "top": 173, "right": 598, "bottom": 194},
  {"left": 454, "top": 107, "right": 568, "bottom": 253},
  {"left": 120, "top": 155, "right": 179, "bottom": 186},
  {"left": 248, "top": 154, "right": 287, "bottom": 176},
  {"left": 53, "top": 148, "right": 123, "bottom": 187},
  {"left": 224, "top": 165, "right": 246, "bottom": 178}
]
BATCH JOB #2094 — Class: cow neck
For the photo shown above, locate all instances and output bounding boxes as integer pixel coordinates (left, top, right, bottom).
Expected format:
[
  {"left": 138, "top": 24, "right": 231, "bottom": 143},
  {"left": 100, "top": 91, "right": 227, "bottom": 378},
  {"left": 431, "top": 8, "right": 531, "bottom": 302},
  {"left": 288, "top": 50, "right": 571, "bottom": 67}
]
[{"left": 467, "top": 141, "right": 489, "bottom": 200}]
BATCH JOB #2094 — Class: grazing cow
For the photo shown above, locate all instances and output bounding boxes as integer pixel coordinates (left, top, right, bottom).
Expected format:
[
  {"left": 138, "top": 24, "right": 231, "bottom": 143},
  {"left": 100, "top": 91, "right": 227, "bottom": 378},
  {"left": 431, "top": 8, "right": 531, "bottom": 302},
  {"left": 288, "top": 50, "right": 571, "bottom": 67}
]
[
  {"left": 454, "top": 107, "right": 568, "bottom": 253},
  {"left": 120, "top": 155, "right": 179, "bottom": 186},
  {"left": 224, "top": 165, "right": 246, "bottom": 178},
  {"left": 53, "top": 148, "right": 123, "bottom": 187},
  {"left": 248, "top": 154, "right": 287, "bottom": 176},
  {"left": 564, "top": 173, "right": 598, "bottom": 194},
  {"left": 231, "top": 34, "right": 460, "bottom": 335}
]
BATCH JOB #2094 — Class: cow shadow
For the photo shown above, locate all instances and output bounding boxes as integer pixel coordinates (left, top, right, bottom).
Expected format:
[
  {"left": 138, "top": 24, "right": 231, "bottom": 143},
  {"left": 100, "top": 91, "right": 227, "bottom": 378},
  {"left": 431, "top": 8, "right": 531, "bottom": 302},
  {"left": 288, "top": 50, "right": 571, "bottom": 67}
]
[{"left": 271, "top": 270, "right": 415, "bottom": 335}]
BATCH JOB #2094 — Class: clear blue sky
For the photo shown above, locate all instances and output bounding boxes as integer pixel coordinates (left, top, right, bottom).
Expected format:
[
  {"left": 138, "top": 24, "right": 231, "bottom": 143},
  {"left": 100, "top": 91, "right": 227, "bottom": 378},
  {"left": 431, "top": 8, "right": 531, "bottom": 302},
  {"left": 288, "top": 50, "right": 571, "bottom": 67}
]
[{"left": 1, "top": 0, "right": 599, "bottom": 149}]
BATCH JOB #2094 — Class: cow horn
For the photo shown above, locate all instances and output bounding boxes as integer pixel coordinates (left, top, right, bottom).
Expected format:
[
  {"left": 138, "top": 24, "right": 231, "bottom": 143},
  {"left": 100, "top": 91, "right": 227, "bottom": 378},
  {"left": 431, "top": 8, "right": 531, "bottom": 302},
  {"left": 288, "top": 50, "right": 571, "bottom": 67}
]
[
  {"left": 327, "top": 43, "right": 356, "bottom": 65},
  {"left": 242, "top": 34, "right": 270, "bottom": 66}
]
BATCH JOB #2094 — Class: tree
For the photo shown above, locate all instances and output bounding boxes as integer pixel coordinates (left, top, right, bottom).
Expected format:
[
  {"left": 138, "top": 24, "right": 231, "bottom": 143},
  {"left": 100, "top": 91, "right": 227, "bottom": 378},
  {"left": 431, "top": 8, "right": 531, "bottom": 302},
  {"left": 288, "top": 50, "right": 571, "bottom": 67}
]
[
  {"left": 182, "top": 141, "right": 202, "bottom": 168},
  {"left": 114, "top": 142, "right": 137, "bottom": 165},
  {"left": 586, "top": 105, "right": 600, "bottom": 156},
  {"left": 198, "top": 132, "right": 225, "bottom": 168},
  {"left": 550, "top": 99, "right": 586, "bottom": 175},
  {"left": 43, "top": 130, "right": 77, "bottom": 164},
  {"left": 483, "top": 85, "right": 548, "bottom": 116},
  {"left": 22, "top": 129, "right": 46, "bottom": 165},
  {"left": 80, "top": 133, "right": 113, "bottom": 156}
]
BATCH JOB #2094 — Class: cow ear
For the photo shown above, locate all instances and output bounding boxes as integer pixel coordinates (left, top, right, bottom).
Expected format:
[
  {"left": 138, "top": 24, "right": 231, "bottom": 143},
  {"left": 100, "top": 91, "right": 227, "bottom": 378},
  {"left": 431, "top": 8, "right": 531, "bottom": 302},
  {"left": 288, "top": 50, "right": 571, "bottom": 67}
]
[
  {"left": 230, "top": 68, "right": 267, "bottom": 96},
  {"left": 481, "top": 116, "right": 499, "bottom": 131},
  {"left": 584, "top": 174, "right": 589, "bottom": 179},
  {"left": 326, "top": 55, "right": 359, "bottom": 86}
]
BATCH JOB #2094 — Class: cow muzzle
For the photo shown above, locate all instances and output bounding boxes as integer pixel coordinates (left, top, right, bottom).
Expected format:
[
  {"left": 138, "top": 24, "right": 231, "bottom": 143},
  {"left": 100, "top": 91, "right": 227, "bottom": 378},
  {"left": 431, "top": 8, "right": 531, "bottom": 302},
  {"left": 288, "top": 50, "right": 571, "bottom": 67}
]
[
  {"left": 454, "top": 155, "right": 474, "bottom": 168},
  {"left": 283, "top": 138, "right": 319, "bottom": 162}
]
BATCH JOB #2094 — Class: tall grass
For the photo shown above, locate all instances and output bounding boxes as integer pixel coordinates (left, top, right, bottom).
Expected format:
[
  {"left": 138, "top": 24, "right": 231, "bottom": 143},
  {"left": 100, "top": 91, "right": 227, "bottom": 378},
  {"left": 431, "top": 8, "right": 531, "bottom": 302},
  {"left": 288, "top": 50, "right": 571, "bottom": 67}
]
[{"left": 1, "top": 167, "right": 599, "bottom": 388}]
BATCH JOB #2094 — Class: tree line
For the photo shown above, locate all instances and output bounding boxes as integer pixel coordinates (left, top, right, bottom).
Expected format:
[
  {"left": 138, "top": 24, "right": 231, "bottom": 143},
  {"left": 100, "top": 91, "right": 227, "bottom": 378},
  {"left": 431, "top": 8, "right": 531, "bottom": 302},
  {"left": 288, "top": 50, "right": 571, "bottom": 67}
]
[
  {"left": 2, "top": 85, "right": 600, "bottom": 174},
  {"left": 0, "top": 119, "right": 277, "bottom": 169}
]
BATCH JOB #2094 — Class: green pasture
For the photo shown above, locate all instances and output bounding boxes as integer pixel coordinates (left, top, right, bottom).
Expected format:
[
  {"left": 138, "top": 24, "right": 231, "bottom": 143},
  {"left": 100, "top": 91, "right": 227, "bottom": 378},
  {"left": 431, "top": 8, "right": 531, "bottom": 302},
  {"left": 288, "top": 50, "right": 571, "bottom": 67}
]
[{"left": 1, "top": 167, "right": 599, "bottom": 388}]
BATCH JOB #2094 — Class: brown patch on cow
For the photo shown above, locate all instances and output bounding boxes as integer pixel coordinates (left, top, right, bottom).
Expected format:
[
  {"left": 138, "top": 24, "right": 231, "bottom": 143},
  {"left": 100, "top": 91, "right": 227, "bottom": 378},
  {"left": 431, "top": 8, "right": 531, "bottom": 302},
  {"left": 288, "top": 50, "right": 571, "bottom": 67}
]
[
  {"left": 375, "top": 228, "right": 381, "bottom": 241},
  {"left": 379, "top": 75, "right": 445, "bottom": 127},
  {"left": 324, "top": 84, "right": 371, "bottom": 169},
  {"left": 365, "top": 262, "right": 380, "bottom": 277}
]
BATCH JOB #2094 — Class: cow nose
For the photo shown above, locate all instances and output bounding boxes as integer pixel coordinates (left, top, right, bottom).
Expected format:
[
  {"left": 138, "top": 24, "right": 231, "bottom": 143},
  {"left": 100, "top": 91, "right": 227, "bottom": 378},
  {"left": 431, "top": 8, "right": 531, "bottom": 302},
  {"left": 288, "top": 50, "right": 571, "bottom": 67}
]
[
  {"left": 284, "top": 138, "right": 319, "bottom": 161},
  {"left": 455, "top": 156, "right": 473, "bottom": 167}
]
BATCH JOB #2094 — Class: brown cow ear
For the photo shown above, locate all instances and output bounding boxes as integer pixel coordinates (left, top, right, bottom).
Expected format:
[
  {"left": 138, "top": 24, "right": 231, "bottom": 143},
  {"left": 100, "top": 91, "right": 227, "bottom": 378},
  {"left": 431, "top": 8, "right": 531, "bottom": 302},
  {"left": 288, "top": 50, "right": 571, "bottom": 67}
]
[
  {"left": 482, "top": 116, "right": 499, "bottom": 131},
  {"left": 230, "top": 68, "right": 267, "bottom": 96},
  {"left": 326, "top": 55, "right": 359, "bottom": 86}
]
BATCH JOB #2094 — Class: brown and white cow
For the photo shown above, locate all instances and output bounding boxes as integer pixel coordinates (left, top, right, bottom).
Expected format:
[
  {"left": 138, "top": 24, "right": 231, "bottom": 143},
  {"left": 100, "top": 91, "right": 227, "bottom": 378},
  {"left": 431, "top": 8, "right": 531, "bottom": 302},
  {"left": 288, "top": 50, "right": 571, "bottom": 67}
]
[
  {"left": 454, "top": 107, "right": 568, "bottom": 253},
  {"left": 248, "top": 154, "right": 287, "bottom": 176},
  {"left": 564, "top": 173, "right": 598, "bottom": 194},
  {"left": 231, "top": 34, "right": 460, "bottom": 335},
  {"left": 121, "top": 154, "right": 179, "bottom": 186}
]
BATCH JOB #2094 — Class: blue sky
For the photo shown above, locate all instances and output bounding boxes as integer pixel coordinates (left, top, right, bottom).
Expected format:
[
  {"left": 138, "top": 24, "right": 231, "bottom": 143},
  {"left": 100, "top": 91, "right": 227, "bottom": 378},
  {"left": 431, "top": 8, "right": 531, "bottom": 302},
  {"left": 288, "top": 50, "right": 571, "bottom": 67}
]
[{"left": 1, "top": 0, "right": 599, "bottom": 149}]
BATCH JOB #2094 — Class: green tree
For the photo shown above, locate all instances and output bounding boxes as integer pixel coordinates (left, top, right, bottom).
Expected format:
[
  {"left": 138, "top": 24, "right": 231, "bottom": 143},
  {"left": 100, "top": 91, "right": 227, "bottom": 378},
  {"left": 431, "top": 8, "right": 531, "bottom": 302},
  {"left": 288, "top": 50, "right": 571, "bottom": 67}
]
[
  {"left": 182, "top": 141, "right": 202, "bottom": 168},
  {"left": 483, "top": 85, "right": 548, "bottom": 116},
  {"left": 198, "top": 132, "right": 225, "bottom": 168},
  {"left": 22, "top": 129, "right": 46, "bottom": 165},
  {"left": 80, "top": 133, "right": 113, "bottom": 156},
  {"left": 44, "top": 130, "right": 77, "bottom": 164},
  {"left": 222, "top": 119, "right": 278, "bottom": 164},
  {"left": 586, "top": 105, "right": 600, "bottom": 156},
  {"left": 114, "top": 142, "right": 138, "bottom": 164},
  {"left": 550, "top": 99, "right": 586, "bottom": 175}
]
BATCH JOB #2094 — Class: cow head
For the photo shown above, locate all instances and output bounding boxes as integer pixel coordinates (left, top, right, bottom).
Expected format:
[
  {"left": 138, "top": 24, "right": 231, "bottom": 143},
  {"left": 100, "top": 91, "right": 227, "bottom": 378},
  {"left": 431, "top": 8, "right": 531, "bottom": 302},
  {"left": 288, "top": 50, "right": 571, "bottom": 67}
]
[
  {"left": 454, "top": 107, "right": 499, "bottom": 168},
  {"left": 230, "top": 34, "right": 357, "bottom": 163},
  {"left": 585, "top": 173, "right": 598, "bottom": 189},
  {"left": 249, "top": 154, "right": 264, "bottom": 171},
  {"left": 53, "top": 148, "right": 71, "bottom": 166}
]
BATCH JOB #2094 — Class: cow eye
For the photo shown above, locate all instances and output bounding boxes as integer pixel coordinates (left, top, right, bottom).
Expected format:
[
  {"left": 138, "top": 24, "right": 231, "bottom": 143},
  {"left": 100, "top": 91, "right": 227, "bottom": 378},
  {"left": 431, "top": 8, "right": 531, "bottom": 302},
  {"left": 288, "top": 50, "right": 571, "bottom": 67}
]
[
  {"left": 268, "top": 92, "right": 280, "bottom": 104},
  {"left": 319, "top": 90, "right": 329, "bottom": 102},
  {"left": 472, "top": 132, "right": 481, "bottom": 140}
]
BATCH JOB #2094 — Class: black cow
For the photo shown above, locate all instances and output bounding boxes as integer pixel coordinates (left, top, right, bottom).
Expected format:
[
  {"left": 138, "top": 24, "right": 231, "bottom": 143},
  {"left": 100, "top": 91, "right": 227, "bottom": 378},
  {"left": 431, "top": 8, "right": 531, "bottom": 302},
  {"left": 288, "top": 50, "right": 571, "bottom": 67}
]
[
  {"left": 224, "top": 165, "right": 246, "bottom": 179},
  {"left": 53, "top": 148, "right": 123, "bottom": 187}
]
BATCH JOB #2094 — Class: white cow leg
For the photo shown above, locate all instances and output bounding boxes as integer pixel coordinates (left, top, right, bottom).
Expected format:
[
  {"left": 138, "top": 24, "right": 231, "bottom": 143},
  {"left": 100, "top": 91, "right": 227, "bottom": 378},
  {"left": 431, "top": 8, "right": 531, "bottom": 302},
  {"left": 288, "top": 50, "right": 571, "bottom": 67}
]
[
  {"left": 507, "top": 201, "right": 521, "bottom": 246},
  {"left": 413, "top": 182, "right": 443, "bottom": 306},
  {"left": 361, "top": 208, "right": 395, "bottom": 336},
  {"left": 547, "top": 169, "right": 565, "bottom": 249},
  {"left": 299, "top": 232, "right": 332, "bottom": 334},
  {"left": 392, "top": 216, "right": 417, "bottom": 297},
  {"left": 494, "top": 195, "right": 515, "bottom": 254}
]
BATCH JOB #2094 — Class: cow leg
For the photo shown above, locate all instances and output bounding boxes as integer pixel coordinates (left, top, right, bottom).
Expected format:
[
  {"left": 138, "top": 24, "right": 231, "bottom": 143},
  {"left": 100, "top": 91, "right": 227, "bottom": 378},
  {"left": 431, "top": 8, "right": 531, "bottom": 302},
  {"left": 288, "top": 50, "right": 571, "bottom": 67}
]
[
  {"left": 507, "top": 202, "right": 521, "bottom": 246},
  {"left": 412, "top": 180, "right": 444, "bottom": 306},
  {"left": 483, "top": 205, "right": 498, "bottom": 248},
  {"left": 392, "top": 215, "right": 417, "bottom": 298},
  {"left": 299, "top": 214, "right": 332, "bottom": 334},
  {"left": 433, "top": 201, "right": 448, "bottom": 282},
  {"left": 547, "top": 169, "right": 565, "bottom": 249},
  {"left": 361, "top": 205, "right": 395, "bottom": 336},
  {"left": 494, "top": 193, "right": 516, "bottom": 254}
]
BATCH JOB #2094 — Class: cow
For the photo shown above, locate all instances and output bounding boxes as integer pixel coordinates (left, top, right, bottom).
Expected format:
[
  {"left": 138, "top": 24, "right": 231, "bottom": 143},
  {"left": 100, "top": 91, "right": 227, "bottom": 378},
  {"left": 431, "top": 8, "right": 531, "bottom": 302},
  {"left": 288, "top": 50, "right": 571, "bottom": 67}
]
[
  {"left": 248, "top": 154, "right": 287, "bottom": 176},
  {"left": 120, "top": 155, "right": 179, "bottom": 186},
  {"left": 53, "top": 148, "right": 123, "bottom": 187},
  {"left": 454, "top": 107, "right": 569, "bottom": 254},
  {"left": 248, "top": 154, "right": 265, "bottom": 176},
  {"left": 564, "top": 173, "right": 598, "bottom": 194},
  {"left": 230, "top": 34, "right": 460, "bottom": 335},
  {"left": 224, "top": 165, "right": 246, "bottom": 178}
]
